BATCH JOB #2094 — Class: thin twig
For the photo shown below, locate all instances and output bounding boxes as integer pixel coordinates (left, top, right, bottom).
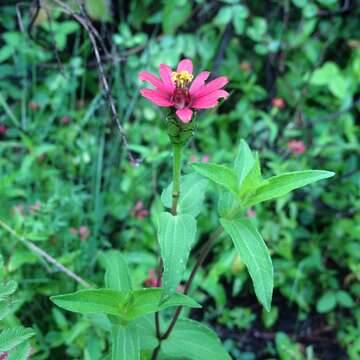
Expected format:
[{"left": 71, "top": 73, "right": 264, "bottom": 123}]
[
  {"left": 0, "top": 219, "right": 91, "bottom": 288},
  {"left": 48, "top": 0, "right": 139, "bottom": 164}
]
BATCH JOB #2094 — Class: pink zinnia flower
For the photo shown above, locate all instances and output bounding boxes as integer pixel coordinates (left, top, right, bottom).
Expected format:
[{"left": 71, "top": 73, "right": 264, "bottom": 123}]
[
  {"left": 287, "top": 140, "right": 306, "bottom": 154},
  {"left": 139, "top": 59, "right": 229, "bottom": 123}
]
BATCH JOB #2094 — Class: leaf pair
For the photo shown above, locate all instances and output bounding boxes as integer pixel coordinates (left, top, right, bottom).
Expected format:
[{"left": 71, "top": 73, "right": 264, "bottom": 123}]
[
  {"left": 193, "top": 139, "right": 334, "bottom": 214},
  {"left": 51, "top": 251, "right": 201, "bottom": 360},
  {"left": 51, "top": 288, "right": 200, "bottom": 323},
  {"left": 193, "top": 139, "right": 334, "bottom": 311}
]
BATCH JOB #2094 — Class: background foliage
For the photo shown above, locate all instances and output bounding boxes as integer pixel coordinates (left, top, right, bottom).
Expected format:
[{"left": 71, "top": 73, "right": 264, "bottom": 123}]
[{"left": 0, "top": 0, "right": 359, "bottom": 359}]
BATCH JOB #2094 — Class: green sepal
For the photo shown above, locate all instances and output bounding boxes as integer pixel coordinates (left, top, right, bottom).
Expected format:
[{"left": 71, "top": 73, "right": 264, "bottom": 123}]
[{"left": 166, "top": 113, "right": 196, "bottom": 145}]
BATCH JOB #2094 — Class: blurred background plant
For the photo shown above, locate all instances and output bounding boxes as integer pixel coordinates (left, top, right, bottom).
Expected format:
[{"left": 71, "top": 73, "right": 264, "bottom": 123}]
[{"left": 0, "top": 0, "right": 359, "bottom": 359}]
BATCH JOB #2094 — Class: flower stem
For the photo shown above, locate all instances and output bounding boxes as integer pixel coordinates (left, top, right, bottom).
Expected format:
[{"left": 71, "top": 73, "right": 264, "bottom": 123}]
[
  {"left": 152, "top": 142, "right": 184, "bottom": 360},
  {"left": 171, "top": 143, "right": 183, "bottom": 215}
]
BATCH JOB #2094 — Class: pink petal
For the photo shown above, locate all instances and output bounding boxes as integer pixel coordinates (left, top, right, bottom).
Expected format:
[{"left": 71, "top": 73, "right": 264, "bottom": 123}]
[
  {"left": 191, "top": 90, "right": 229, "bottom": 109},
  {"left": 159, "top": 64, "right": 175, "bottom": 91},
  {"left": 140, "top": 88, "right": 173, "bottom": 107},
  {"left": 176, "top": 108, "right": 193, "bottom": 123},
  {"left": 189, "top": 71, "right": 210, "bottom": 95},
  {"left": 191, "top": 76, "right": 228, "bottom": 97},
  {"left": 139, "top": 71, "right": 171, "bottom": 94},
  {"left": 176, "top": 59, "right": 193, "bottom": 74}
]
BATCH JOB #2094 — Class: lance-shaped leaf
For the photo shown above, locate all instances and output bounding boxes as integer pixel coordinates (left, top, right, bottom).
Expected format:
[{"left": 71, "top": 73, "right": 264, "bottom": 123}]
[
  {"left": 242, "top": 170, "right": 335, "bottom": 207},
  {"left": 217, "top": 188, "right": 239, "bottom": 218},
  {"left": 103, "top": 250, "right": 132, "bottom": 292},
  {"left": 192, "top": 162, "right": 239, "bottom": 196},
  {"left": 239, "top": 152, "right": 265, "bottom": 197},
  {"left": 51, "top": 288, "right": 200, "bottom": 322},
  {"left": 234, "top": 139, "right": 255, "bottom": 186},
  {"left": 161, "top": 173, "right": 208, "bottom": 217},
  {"left": 220, "top": 218, "right": 273, "bottom": 311},
  {"left": 112, "top": 324, "right": 140, "bottom": 360},
  {"left": 160, "top": 319, "right": 231, "bottom": 360},
  {"left": 158, "top": 212, "right": 197, "bottom": 301}
]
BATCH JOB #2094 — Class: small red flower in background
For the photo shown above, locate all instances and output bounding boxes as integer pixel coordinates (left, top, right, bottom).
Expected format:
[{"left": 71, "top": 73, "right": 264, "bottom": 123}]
[
  {"left": 0, "top": 125, "right": 7, "bottom": 136},
  {"left": 139, "top": 59, "right": 229, "bottom": 123},
  {"left": 287, "top": 140, "right": 306, "bottom": 155},
  {"left": 60, "top": 116, "right": 71, "bottom": 125},
  {"left": 28, "top": 102, "right": 39, "bottom": 110},
  {"left": 144, "top": 269, "right": 158, "bottom": 288},
  {"left": 143, "top": 268, "right": 184, "bottom": 292},
  {"left": 69, "top": 226, "right": 90, "bottom": 241},
  {"left": 29, "top": 201, "right": 41, "bottom": 213},
  {"left": 0, "top": 353, "right": 8, "bottom": 360},
  {"left": 240, "top": 61, "right": 252, "bottom": 72},
  {"left": 247, "top": 208, "right": 256, "bottom": 218},
  {"left": 132, "top": 201, "right": 149, "bottom": 219},
  {"left": 79, "top": 226, "right": 90, "bottom": 241},
  {"left": 272, "top": 98, "right": 285, "bottom": 109},
  {"left": 190, "top": 155, "right": 210, "bottom": 163}
]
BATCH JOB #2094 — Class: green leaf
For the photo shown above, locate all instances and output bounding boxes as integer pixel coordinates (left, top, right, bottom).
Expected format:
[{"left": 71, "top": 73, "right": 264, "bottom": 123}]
[
  {"left": 51, "top": 288, "right": 200, "bottom": 322},
  {"left": 243, "top": 170, "right": 335, "bottom": 207},
  {"left": 7, "top": 341, "right": 32, "bottom": 360},
  {"left": 160, "top": 319, "right": 231, "bottom": 360},
  {"left": 112, "top": 324, "right": 140, "bottom": 360},
  {"left": 217, "top": 189, "right": 239, "bottom": 218},
  {"left": 124, "top": 289, "right": 201, "bottom": 322},
  {"left": 135, "top": 315, "right": 158, "bottom": 350},
  {"left": 311, "top": 62, "right": 340, "bottom": 85},
  {"left": 275, "top": 332, "right": 303, "bottom": 360},
  {"left": 316, "top": 291, "right": 336, "bottom": 313},
  {"left": 85, "top": 0, "right": 110, "bottom": 21},
  {"left": 336, "top": 291, "right": 354, "bottom": 308},
  {"left": 239, "top": 152, "right": 265, "bottom": 197},
  {"left": 103, "top": 251, "right": 132, "bottom": 292},
  {"left": 163, "top": 1, "right": 192, "bottom": 34},
  {"left": 161, "top": 173, "right": 208, "bottom": 217},
  {"left": 192, "top": 162, "right": 239, "bottom": 196},
  {"left": 233, "top": 139, "right": 255, "bottom": 186},
  {"left": 158, "top": 212, "right": 197, "bottom": 301},
  {"left": 214, "top": 6, "right": 233, "bottom": 26},
  {"left": 0, "top": 280, "right": 17, "bottom": 299},
  {"left": 0, "top": 326, "right": 35, "bottom": 352},
  {"left": 220, "top": 218, "right": 273, "bottom": 311},
  {"left": 51, "top": 289, "right": 126, "bottom": 316}
]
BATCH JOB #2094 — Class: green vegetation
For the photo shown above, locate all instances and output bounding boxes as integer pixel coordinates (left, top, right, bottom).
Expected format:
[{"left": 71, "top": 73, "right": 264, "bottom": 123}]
[{"left": 0, "top": 1, "right": 359, "bottom": 359}]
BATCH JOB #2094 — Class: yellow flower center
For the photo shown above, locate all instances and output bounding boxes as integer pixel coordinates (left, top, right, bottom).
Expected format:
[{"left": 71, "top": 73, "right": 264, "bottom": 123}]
[{"left": 171, "top": 70, "right": 193, "bottom": 88}]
